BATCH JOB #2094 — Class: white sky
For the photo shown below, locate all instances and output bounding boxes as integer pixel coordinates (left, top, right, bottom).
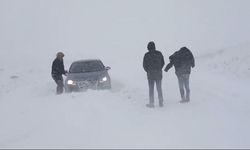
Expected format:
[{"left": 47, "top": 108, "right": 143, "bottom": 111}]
[{"left": 0, "top": 0, "right": 250, "bottom": 65}]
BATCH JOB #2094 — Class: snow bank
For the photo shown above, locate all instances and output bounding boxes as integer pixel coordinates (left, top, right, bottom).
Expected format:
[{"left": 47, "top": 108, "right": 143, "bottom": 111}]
[
  {"left": 1, "top": 0, "right": 250, "bottom": 148},
  {"left": 198, "top": 42, "right": 250, "bottom": 80}
]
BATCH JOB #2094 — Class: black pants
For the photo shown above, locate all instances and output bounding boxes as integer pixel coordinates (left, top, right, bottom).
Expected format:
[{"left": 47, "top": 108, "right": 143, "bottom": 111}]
[
  {"left": 148, "top": 79, "right": 164, "bottom": 105},
  {"left": 52, "top": 75, "right": 64, "bottom": 94}
]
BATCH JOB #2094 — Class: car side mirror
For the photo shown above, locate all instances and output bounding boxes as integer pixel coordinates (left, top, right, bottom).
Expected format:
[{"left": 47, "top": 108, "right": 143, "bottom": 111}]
[{"left": 105, "top": 66, "right": 111, "bottom": 70}]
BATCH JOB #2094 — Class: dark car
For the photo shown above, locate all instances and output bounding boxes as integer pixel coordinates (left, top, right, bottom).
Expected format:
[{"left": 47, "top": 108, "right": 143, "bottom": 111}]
[{"left": 65, "top": 59, "right": 111, "bottom": 92}]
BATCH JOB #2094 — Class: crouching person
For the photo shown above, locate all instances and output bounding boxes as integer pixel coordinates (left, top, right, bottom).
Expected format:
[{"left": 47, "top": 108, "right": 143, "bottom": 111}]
[{"left": 51, "top": 52, "right": 67, "bottom": 95}]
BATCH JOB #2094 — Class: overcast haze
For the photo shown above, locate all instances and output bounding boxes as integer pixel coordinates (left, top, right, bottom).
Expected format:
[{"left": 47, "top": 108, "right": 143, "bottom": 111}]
[
  {"left": 1, "top": 0, "right": 250, "bottom": 148},
  {"left": 1, "top": 0, "right": 250, "bottom": 66}
]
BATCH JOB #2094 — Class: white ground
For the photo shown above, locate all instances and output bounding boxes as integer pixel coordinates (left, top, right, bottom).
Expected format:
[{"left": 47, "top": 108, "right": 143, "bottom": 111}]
[{"left": 0, "top": 0, "right": 250, "bottom": 148}]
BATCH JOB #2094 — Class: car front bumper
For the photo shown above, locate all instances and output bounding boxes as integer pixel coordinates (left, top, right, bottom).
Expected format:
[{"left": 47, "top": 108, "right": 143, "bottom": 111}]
[{"left": 65, "top": 80, "right": 111, "bottom": 92}]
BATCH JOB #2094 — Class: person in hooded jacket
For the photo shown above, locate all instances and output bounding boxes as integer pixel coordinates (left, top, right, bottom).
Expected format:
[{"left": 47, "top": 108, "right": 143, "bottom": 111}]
[
  {"left": 165, "top": 47, "right": 195, "bottom": 103},
  {"left": 51, "top": 52, "right": 67, "bottom": 94},
  {"left": 143, "top": 41, "right": 165, "bottom": 108}
]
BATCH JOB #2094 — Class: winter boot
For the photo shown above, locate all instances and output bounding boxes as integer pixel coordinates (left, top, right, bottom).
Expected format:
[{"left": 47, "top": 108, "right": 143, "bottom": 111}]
[
  {"left": 179, "top": 96, "right": 186, "bottom": 103},
  {"left": 186, "top": 93, "right": 190, "bottom": 102},
  {"left": 146, "top": 103, "right": 155, "bottom": 108},
  {"left": 159, "top": 101, "right": 164, "bottom": 107}
]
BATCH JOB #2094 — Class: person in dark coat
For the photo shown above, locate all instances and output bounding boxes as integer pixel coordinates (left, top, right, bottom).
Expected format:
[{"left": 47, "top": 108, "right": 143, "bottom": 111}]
[
  {"left": 51, "top": 52, "right": 67, "bottom": 94},
  {"left": 143, "top": 41, "right": 165, "bottom": 108},
  {"left": 165, "top": 47, "right": 195, "bottom": 103}
]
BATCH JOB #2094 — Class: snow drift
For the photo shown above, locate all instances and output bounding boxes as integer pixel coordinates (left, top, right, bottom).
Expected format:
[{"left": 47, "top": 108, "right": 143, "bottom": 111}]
[{"left": 0, "top": 0, "right": 250, "bottom": 149}]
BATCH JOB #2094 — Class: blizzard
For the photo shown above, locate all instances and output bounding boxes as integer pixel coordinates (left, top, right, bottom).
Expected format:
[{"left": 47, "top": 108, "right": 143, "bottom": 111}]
[{"left": 0, "top": 0, "right": 250, "bottom": 148}]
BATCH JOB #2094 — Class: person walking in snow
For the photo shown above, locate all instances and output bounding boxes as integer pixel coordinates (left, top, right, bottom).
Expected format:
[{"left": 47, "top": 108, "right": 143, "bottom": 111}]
[
  {"left": 143, "top": 41, "right": 165, "bottom": 108},
  {"left": 165, "top": 47, "right": 195, "bottom": 103},
  {"left": 51, "top": 52, "right": 67, "bottom": 95}
]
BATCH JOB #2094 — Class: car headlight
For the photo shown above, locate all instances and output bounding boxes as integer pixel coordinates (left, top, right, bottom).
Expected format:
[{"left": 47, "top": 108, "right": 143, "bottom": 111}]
[
  {"left": 67, "top": 80, "right": 76, "bottom": 85},
  {"left": 100, "top": 77, "right": 108, "bottom": 83}
]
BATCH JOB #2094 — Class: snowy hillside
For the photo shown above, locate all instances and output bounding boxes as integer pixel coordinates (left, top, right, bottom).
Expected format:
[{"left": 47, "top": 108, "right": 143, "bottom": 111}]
[
  {"left": 1, "top": 0, "right": 250, "bottom": 149},
  {"left": 198, "top": 43, "right": 250, "bottom": 80},
  {"left": 1, "top": 43, "right": 250, "bottom": 148}
]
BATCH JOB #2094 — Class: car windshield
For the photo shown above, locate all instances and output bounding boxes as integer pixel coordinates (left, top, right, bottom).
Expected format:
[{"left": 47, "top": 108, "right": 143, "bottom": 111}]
[{"left": 70, "top": 61, "right": 105, "bottom": 73}]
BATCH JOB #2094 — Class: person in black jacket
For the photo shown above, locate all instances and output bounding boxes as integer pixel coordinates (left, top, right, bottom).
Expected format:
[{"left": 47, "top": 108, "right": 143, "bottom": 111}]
[
  {"left": 143, "top": 41, "right": 165, "bottom": 108},
  {"left": 165, "top": 47, "right": 195, "bottom": 103},
  {"left": 51, "top": 52, "right": 67, "bottom": 94}
]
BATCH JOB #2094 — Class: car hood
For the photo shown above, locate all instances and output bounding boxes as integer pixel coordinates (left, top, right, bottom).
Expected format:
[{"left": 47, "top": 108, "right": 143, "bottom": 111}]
[{"left": 66, "top": 70, "right": 107, "bottom": 81}]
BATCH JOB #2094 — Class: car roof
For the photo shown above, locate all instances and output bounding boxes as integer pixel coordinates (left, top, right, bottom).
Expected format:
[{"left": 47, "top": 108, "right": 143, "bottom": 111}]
[{"left": 72, "top": 59, "right": 102, "bottom": 64}]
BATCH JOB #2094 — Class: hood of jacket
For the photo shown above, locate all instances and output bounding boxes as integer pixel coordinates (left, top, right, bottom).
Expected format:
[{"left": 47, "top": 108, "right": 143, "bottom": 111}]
[{"left": 147, "top": 41, "right": 156, "bottom": 52}]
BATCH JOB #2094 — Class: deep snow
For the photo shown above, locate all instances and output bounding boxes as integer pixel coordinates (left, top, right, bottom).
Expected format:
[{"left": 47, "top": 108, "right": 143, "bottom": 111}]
[
  {"left": 1, "top": 0, "right": 250, "bottom": 148},
  {"left": 1, "top": 45, "right": 250, "bottom": 149}
]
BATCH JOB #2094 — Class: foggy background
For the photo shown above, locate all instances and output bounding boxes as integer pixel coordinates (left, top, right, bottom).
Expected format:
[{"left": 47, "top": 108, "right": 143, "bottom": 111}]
[
  {"left": 1, "top": 0, "right": 250, "bottom": 148},
  {"left": 1, "top": 0, "right": 250, "bottom": 67}
]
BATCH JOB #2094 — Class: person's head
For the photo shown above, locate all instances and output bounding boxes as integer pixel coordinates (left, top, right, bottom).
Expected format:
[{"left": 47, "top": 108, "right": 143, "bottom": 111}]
[
  {"left": 56, "top": 52, "right": 65, "bottom": 60},
  {"left": 147, "top": 41, "right": 156, "bottom": 52},
  {"left": 180, "top": 47, "right": 189, "bottom": 52}
]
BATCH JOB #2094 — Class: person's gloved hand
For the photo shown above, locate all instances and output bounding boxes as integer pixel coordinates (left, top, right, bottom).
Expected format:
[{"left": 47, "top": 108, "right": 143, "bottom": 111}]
[
  {"left": 164, "top": 68, "right": 169, "bottom": 72},
  {"left": 65, "top": 70, "right": 68, "bottom": 76}
]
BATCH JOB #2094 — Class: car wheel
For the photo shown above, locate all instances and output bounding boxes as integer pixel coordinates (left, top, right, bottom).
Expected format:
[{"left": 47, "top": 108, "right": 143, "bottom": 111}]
[
  {"left": 106, "top": 84, "right": 112, "bottom": 90},
  {"left": 65, "top": 87, "right": 72, "bottom": 93}
]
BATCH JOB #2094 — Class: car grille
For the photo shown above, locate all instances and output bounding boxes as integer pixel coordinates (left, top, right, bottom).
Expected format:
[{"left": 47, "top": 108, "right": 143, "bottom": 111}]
[{"left": 77, "top": 80, "right": 98, "bottom": 89}]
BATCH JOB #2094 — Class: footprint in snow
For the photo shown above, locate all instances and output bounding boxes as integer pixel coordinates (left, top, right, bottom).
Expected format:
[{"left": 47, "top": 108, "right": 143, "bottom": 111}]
[{"left": 10, "top": 75, "right": 19, "bottom": 79}]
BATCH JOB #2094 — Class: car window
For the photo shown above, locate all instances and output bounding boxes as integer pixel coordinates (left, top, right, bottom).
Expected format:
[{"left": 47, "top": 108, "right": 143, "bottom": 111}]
[{"left": 70, "top": 61, "right": 105, "bottom": 73}]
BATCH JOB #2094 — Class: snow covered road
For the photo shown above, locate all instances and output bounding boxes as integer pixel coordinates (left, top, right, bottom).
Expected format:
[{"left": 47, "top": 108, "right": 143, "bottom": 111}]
[
  {"left": 1, "top": 0, "right": 250, "bottom": 148},
  {"left": 0, "top": 48, "right": 250, "bottom": 148}
]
